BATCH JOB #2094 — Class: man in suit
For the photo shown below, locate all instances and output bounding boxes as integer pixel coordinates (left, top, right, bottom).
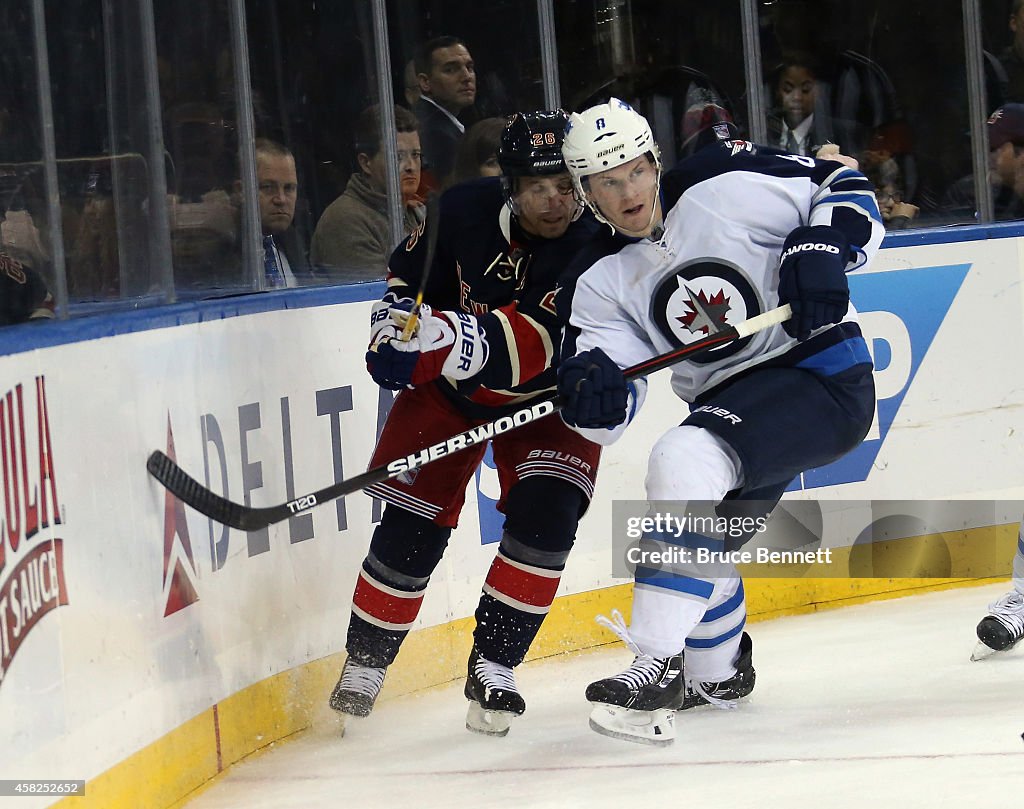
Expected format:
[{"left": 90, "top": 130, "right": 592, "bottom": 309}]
[
  {"left": 254, "top": 138, "right": 313, "bottom": 288},
  {"left": 412, "top": 36, "right": 477, "bottom": 190}
]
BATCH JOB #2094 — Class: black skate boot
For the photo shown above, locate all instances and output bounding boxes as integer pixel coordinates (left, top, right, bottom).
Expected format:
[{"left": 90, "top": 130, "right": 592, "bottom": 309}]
[
  {"left": 329, "top": 657, "right": 387, "bottom": 718},
  {"left": 586, "top": 653, "right": 685, "bottom": 710},
  {"left": 464, "top": 647, "right": 526, "bottom": 737},
  {"left": 973, "top": 591, "right": 1024, "bottom": 660},
  {"left": 586, "top": 653, "right": 684, "bottom": 746},
  {"left": 680, "top": 631, "right": 756, "bottom": 709}
]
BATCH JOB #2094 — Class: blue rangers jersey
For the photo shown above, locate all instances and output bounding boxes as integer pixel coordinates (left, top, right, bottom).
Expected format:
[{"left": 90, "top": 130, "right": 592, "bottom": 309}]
[
  {"left": 560, "top": 141, "right": 884, "bottom": 407},
  {"left": 387, "top": 176, "right": 598, "bottom": 418}
]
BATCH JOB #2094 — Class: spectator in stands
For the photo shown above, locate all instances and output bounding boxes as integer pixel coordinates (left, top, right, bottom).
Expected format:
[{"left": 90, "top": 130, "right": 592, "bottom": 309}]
[
  {"left": 310, "top": 105, "right": 425, "bottom": 282},
  {"left": 68, "top": 167, "right": 120, "bottom": 300},
  {"left": 163, "top": 103, "right": 242, "bottom": 291},
  {"left": 767, "top": 53, "right": 867, "bottom": 159},
  {"left": 444, "top": 116, "right": 505, "bottom": 188},
  {"left": 0, "top": 249, "right": 54, "bottom": 326},
  {"left": 403, "top": 60, "right": 421, "bottom": 108},
  {"left": 252, "top": 138, "right": 313, "bottom": 288},
  {"left": 412, "top": 36, "right": 477, "bottom": 189},
  {"left": 864, "top": 156, "right": 919, "bottom": 230},
  {"left": 860, "top": 121, "right": 925, "bottom": 231},
  {"left": 168, "top": 189, "right": 239, "bottom": 289},
  {"left": 767, "top": 53, "right": 829, "bottom": 156},
  {"left": 1, "top": 205, "right": 49, "bottom": 280},
  {"left": 943, "top": 103, "right": 1024, "bottom": 222},
  {"left": 999, "top": 0, "right": 1024, "bottom": 103}
]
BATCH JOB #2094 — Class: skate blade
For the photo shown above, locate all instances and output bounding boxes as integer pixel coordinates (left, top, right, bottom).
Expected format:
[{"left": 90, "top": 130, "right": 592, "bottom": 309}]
[
  {"left": 971, "top": 639, "right": 1024, "bottom": 660},
  {"left": 466, "top": 701, "right": 517, "bottom": 737},
  {"left": 971, "top": 641, "right": 1003, "bottom": 661},
  {"left": 588, "top": 704, "right": 675, "bottom": 747}
]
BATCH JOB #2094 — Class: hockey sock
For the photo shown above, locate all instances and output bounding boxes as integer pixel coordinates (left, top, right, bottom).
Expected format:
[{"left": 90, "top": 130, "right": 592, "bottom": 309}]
[
  {"left": 684, "top": 579, "right": 747, "bottom": 682},
  {"left": 473, "top": 533, "right": 568, "bottom": 667},
  {"left": 346, "top": 507, "right": 452, "bottom": 666},
  {"left": 347, "top": 561, "right": 427, "bottom": 667}
]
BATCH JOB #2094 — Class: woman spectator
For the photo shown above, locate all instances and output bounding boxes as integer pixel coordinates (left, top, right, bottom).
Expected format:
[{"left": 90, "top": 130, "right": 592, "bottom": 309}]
[{"left": 444, "top": 116, "right": 505, "bottom": 188}]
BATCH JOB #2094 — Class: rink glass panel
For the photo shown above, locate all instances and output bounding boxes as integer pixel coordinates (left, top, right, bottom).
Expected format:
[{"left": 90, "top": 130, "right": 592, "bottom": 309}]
[
  {"left": 384, "top": 0, "right": 546, "bottom": 117},
  {"left": 552, "top": 0, "right": 748, "bottom": 173},
  {"left": 43, "top": 0, "right": 168, "bottom": 310},
  {"left": 757, "top": 0, "right": 974, "bottom": 229},
  {"left": 244, "top": 0, "right": 383, "bottom": 285},
  {"left": 0, "top": 3, "right": 57, "bottom": 311},
  {"left": 0, "top": 0, "right": 1019, "bottom": 323}
]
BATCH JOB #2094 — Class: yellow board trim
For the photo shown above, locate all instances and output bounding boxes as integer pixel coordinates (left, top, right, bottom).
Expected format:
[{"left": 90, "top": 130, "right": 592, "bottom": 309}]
[{"left": 54, "top": 524, "right": 1017, "bottom": 809}]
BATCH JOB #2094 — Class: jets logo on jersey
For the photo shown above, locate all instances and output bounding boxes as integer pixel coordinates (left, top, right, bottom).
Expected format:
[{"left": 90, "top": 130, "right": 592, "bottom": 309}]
[
  {"left": 678, "top": 288, "right": 730, "bottom": 336},
  {"left": 651, "top": 260, "right": 761, "bottom": 363}
]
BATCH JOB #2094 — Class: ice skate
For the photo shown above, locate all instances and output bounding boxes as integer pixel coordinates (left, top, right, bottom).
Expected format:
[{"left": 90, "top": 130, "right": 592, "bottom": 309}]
[
  {"left": 586, "top": 653, "right": 684, "bottom": 746},
  {"left": 971, "top": 591, "right": 1024, "bottom": 661},
  {"left": 464, "top": 647, "right": 526, "bottom": 737},
  {"left": 585, "top": 610, "right": 684, "bottom": 746},
  {"left": 681, "top": 631, "right": 756, "bottom": 709},
  {"left": 328, "top": 658, "right": 387, "bottom": 718}
]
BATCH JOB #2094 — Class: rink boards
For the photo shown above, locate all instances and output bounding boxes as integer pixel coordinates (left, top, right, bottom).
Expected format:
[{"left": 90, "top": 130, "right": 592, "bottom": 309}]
[{"left": 1, "top": 228, "right": 1023, "bottom": 808}]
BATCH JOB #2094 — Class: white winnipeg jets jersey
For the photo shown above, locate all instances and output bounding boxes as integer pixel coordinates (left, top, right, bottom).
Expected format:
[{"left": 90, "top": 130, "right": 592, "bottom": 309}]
[{"left": 564, "top": 141, "right": 884, "bottom": 403}]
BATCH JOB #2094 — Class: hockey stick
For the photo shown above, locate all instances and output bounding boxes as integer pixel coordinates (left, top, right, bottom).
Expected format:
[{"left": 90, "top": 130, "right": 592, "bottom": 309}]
[
  {"left": 147, "top": 304, "right": 791, "bottom": 531},
  {"left": 399, "top": 192, "right": 441, "bottom": 340}
]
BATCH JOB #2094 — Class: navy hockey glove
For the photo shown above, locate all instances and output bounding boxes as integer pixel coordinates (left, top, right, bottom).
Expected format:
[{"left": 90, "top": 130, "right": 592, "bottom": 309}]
[
  {"left": 366, "top": 304, "right": 488, "bottom": 389},
  {"left": 557, "top": 348, "right": 628, "bottom": 429},
  {"left": 777, "top": 225, "right": 851, "bottom": 341}
]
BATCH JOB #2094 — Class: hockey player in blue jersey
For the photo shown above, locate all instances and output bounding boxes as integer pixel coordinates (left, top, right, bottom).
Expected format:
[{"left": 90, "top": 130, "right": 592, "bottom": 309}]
[
  {"left": 555, "top": 99, "right": 884, "bottom": 745},
  {"left": 328, "top": 111, "right": 603, "bottom": 737},
  {"left": 972, "top": 517, "right": 1024, "bottom": 660}
]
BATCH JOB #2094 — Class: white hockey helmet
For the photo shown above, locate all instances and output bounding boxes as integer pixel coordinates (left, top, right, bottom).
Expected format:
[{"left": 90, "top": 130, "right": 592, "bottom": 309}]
[{"left": 562, "top": 98, "right": 661, "bottom": 195}]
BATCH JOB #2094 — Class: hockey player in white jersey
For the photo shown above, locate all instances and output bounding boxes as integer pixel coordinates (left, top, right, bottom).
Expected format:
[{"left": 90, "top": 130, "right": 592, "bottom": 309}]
[
  {"left": 972, "top": 517, "right": 1024, "bottom": 660},
  {"left": 556, "top": 99, "right": 884, "bottom": 745}
]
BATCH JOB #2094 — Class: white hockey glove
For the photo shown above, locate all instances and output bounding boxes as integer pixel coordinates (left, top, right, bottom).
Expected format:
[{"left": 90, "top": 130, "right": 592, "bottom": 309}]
[
  {"left": 368, "top": 291, "right": 416, "bottom": 345},
  {"left": 366, "top": 303, "right": 489, "bottom": 389}
]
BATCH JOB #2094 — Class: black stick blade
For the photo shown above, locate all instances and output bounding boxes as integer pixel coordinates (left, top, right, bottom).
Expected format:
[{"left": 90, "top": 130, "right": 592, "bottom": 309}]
[{"left": 147, "top": 450, "right": 272, "bottom": 531}]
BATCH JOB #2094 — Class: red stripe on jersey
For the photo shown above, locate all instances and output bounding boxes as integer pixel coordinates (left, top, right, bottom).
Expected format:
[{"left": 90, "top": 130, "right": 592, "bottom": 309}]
[
  {"left": 352, "top": 572, "right": 424, "bottom": 626},
  {"left": 484, "top": 555, "right": 561, "bottom": 608},
  {"left": 496, "top": 304, "right": 551, "bottom": 383}
]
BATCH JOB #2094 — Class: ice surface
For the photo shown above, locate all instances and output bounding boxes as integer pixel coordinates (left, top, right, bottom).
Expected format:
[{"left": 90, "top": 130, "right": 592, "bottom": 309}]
[{"left": 186, "top": 583, "right": 1024, "bottom": 809}]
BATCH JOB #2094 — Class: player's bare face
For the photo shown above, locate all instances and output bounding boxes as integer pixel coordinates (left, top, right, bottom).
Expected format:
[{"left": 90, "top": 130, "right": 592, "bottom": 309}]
[
  {"left": 586, "top": 156, "right": 660, "bottom": 237},
  {"left": 514, "top": 173, "right": 577, "bottom": 239}
]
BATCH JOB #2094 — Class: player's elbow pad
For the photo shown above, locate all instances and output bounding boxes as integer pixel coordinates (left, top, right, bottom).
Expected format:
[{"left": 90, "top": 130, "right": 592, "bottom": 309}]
[{"left": 569, "top": 378, "right": 647, "bottom": 446}]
